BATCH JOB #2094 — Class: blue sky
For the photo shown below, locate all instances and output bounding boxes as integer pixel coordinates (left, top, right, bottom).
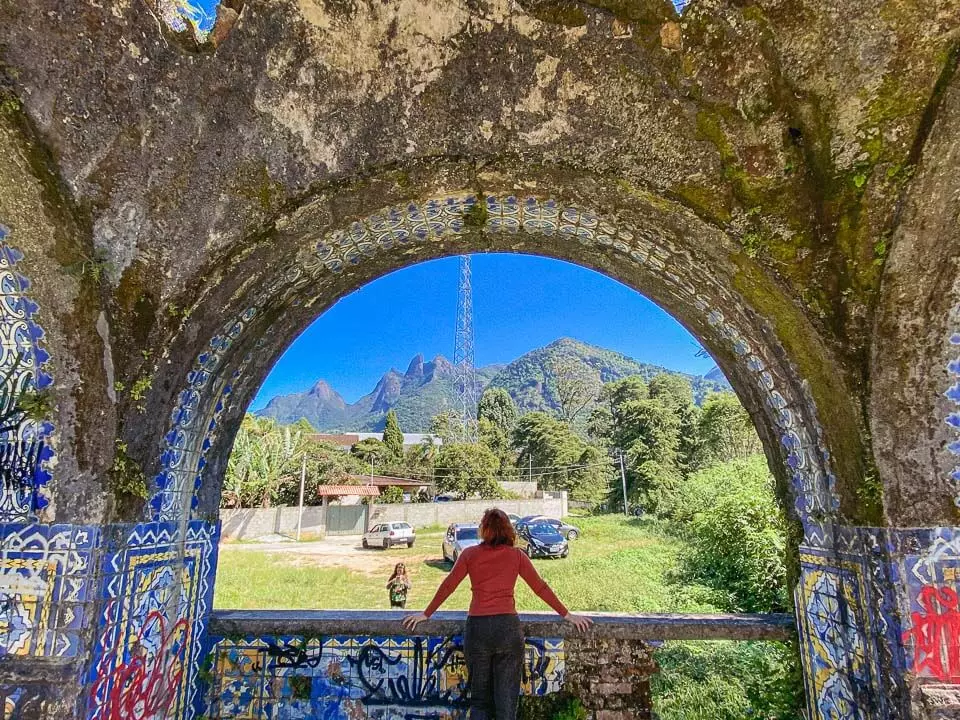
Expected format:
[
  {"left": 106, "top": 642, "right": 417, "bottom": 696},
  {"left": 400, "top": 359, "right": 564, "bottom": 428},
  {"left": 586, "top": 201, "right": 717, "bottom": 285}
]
[{"left": 250, "top": 254, "right": 715, "bottom": 408}]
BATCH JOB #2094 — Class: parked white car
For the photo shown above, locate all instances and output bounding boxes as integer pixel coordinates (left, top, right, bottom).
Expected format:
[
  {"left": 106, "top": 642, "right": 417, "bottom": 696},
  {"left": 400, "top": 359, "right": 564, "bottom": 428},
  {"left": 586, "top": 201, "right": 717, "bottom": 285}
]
[{"left": 363, "top": 521, "right": 416, "bottom": 549}]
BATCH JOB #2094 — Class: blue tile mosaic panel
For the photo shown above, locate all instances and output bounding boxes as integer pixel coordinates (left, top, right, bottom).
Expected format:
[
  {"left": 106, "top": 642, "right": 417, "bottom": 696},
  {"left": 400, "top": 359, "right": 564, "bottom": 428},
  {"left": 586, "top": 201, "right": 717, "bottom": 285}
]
[
  {"left": 0, "top": 227, "right": 55, "bottom": 523},
  {"left": 796, "top": 546, "right": 883, "bottom": 720},
  {"left": 150, "top": 309, "right": 256, "bottom": 523},
  {"left": 0, "top": 523, "right": 96, "bottom": 659},
  {"left": 155, "top": 194, "right": 841, "bottom": 536},
  {"left": 87, "top": 520, "right": 218, "bottom": 720},
  {"left": 202, "top": 634, "right": 564, "bottom": 720}
]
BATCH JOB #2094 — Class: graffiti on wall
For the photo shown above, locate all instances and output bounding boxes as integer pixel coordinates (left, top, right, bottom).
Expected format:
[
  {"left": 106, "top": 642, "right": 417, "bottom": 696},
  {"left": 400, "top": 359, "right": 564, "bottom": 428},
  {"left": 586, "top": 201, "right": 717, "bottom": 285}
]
[
  {"left": 900, "top": 527, "right": 960, "bottom": 684},
  {"left": 203, "top": 634, "right": 564, "bottom": 719},
  {"left": 0, "top": 227, "right": 55, "bottom": 523},
  {"left": 88, "top": 520, "right": 218, "bottom": 720}
]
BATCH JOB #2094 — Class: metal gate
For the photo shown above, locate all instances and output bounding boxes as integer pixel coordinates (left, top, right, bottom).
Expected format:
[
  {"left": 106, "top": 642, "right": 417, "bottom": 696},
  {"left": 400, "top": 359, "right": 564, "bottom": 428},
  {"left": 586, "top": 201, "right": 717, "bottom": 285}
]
[{"left": 326, "top": 504, "right": 368, "bottom": 535}]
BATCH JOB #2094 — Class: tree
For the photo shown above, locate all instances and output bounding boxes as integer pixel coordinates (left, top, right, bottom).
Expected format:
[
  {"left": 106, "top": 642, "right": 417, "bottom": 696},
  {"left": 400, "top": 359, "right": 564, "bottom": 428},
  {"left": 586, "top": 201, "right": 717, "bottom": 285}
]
[
  {"left": 477, "top": 389, "right": 519, "bottom": 474},
  {"left": 378, "top": 485, "right": 404, "bottom": 504},
  {"left": 272, "top": 436, "right": 371, "bottom": 506},
  {"left": 648, "top": 373, "right": 694, "bottom": 413},
  {"left": 224, "top": 415, "right": 310, "bottom": 508},
  {"left": 350, "top": 437, "right": 392, "bottom": 466},
  {"left": 430, "top": 410, "right": 459, "bottom": 444},
  {"left": 544, "top": 354, "right": 601, "bottom": 425},
  {"left": 383, "top": 409, "right": 404, "bottom": 458},
  {"left": 477, "top": 388, "right": 518, "bottom": 434},
  {"left": 677, "top": 455, "right": 789, "bottom": 613},
  {"left": 433, "top": 443, "right": 502, "bottom": 499},
  {"left": 699, "top": 392, "right": 762, "bottom": 464},
  {"left": 512, "top": 412, "right": 610, "bottom": 502}
]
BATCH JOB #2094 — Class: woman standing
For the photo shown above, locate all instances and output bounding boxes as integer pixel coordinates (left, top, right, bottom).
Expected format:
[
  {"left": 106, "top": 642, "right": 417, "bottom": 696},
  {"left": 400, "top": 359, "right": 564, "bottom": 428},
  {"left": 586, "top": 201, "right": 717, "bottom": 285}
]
[{"left": 402, "top": 509, "right": 591, "bottom": 720}]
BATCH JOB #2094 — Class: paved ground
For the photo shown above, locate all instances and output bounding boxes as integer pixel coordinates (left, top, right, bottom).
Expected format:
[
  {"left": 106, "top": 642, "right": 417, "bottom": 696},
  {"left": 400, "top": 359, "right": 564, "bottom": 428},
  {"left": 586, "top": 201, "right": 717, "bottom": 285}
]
[{"left": 219, "top": 533, "right": 438, "bottom": 574}]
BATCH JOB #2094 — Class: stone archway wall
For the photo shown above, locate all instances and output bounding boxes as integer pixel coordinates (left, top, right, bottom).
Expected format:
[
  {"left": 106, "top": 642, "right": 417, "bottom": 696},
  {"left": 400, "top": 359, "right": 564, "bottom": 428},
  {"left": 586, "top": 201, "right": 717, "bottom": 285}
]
[
  {"left": 0, "top": 0, "right": 957, "bottom": 717},
  {"left": 150, "top": 184, "right": 839, "bottom": 537},
  {"left": 131, "top": 178, "right": 889, "bottom": 720},
  {"left": 869, "top": 67, "right": 960, "bottom": 714}
]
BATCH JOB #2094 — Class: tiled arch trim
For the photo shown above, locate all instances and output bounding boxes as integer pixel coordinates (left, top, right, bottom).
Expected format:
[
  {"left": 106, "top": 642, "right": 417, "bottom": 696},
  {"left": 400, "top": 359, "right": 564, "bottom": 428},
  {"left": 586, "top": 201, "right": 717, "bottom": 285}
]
[{"left": 149, "top": 194, "right": 840, "bottom": 532}]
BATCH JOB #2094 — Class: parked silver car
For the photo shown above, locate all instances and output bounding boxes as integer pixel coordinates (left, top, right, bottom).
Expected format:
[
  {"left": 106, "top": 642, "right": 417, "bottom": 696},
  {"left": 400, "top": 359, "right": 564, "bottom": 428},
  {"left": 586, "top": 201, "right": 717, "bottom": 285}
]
[{"left": 441, "top": 523, "right": 481, "bottom": 563}]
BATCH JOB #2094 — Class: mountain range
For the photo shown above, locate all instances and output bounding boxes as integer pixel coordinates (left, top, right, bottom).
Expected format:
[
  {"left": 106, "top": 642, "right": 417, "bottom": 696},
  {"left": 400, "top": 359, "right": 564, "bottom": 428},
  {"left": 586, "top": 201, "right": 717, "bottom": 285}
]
[{"left": 256, "top": 338, "right": 731, "bottom": 432}]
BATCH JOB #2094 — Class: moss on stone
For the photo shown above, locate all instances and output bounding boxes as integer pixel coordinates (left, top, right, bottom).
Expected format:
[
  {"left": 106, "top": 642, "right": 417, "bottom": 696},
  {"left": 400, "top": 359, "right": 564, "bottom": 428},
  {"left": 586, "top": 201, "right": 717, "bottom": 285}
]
[
  {"left": 730, "top": 256, "right": 881, "bottom": 525},
  {"left": 517, "top": 0, "right": 588, "bottom": 27},
  {"left": 463, "top": 202, "right": 489, "bottom": 229}
]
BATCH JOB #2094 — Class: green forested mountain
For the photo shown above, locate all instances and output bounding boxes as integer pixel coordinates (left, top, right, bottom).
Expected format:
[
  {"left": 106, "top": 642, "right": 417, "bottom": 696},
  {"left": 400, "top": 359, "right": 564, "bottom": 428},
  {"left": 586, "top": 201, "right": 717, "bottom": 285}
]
[{"left": 255, "top": 338, "right": 730, "bottom": 432}]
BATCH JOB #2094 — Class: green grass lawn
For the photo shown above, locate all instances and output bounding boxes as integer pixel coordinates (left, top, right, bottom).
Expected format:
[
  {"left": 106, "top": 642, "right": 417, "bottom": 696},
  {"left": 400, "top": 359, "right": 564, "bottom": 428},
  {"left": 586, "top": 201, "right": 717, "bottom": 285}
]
[{"left": 214, "top": 515, "right": 717, "bottom": 613}]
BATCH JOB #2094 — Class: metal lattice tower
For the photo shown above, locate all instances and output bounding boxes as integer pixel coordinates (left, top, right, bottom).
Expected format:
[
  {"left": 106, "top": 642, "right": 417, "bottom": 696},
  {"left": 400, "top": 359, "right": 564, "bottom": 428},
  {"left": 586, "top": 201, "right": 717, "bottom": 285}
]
[{"left": 454, "top": 255, "right": 478, "bottom": 441}]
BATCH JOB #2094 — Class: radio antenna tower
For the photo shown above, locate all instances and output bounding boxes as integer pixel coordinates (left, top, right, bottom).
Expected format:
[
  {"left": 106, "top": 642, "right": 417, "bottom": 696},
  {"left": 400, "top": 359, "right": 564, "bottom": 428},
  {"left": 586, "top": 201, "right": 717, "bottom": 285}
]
[{"left": 454, "top": 255, "right": 478, "bottom": 441}]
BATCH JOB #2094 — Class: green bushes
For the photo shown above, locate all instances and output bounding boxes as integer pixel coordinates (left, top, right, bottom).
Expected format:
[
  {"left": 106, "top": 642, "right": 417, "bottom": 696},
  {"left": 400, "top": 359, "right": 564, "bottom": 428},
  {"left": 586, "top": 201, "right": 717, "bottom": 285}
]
[
  {"left": 654, "top": 641, "right": 803, "bottom": 720},
  {"left": 667, "top": 455, "right": 789, "bottom": 613}
]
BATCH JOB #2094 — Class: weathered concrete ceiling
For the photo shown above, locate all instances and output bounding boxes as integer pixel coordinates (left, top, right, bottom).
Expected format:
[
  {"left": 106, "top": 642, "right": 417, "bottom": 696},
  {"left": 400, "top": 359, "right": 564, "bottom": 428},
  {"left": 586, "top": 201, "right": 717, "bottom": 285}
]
[{"left": 0, "top": 0, "right": 957, "bottom": 524}]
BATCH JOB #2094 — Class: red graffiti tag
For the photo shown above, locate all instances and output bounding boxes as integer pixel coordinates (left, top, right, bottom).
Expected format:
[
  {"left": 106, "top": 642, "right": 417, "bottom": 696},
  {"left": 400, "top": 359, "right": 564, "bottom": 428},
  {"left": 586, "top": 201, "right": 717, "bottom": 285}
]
[
  {"left": 90, "top": 610, "right": 191, "bottom": 720},
  {"left": 904, "top": 586, "right": 960, "bottom": 682}
]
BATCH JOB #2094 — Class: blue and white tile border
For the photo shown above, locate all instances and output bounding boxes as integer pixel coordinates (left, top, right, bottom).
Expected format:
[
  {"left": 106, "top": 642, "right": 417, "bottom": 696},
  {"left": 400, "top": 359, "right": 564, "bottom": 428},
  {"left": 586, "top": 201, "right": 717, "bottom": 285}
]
[{"left": 946, "top": 302, "right": 960, "bottom": 504}]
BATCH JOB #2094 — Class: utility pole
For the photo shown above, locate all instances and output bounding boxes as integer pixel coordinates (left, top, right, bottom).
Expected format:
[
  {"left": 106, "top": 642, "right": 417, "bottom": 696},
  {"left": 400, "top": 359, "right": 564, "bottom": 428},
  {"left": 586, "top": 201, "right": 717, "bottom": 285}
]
[
  {"left": 296, "top": 454, "right": 307, "bottom": 541},
  {"left": 619, "top": 451, "right": 629, "bottom": 516}
]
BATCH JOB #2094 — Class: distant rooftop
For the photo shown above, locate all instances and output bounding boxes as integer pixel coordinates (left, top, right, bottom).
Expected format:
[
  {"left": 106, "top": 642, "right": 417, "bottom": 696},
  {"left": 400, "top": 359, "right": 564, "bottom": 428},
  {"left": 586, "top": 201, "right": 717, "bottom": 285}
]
[{"left": 310, "top": 432, "right": 442, "bottom": 448}]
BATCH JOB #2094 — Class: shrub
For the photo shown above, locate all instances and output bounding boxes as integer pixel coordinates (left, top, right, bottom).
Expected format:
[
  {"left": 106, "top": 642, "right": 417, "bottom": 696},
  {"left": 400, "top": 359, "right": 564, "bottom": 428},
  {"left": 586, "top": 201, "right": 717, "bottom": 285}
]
[
  {"left": 673, "top": 455, "right": 789, "bottom": 613},
  {"left": 653, "top": 641, "right": 803, "bottom": 720}
]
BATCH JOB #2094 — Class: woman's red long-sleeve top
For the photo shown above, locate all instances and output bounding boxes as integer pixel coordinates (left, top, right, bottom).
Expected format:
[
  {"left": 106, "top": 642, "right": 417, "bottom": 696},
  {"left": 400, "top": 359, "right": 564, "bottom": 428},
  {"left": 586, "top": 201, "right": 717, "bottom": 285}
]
[{"left": 423, "top": 543, "right": 568, "bottom": 618}]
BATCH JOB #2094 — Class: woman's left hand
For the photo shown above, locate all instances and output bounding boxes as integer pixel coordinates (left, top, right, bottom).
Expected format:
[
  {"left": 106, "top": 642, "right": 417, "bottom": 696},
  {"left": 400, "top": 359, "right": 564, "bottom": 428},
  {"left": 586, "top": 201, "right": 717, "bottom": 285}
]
[{"left": 402, "top": 612, "right": 429, "bottom": 631}]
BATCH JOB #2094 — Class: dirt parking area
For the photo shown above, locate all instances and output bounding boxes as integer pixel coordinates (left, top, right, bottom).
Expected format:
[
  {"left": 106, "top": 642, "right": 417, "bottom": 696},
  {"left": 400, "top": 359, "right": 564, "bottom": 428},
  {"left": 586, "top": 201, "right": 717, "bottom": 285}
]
[{"left": 219, "top": 533, "right": 443, "bottom": 575}]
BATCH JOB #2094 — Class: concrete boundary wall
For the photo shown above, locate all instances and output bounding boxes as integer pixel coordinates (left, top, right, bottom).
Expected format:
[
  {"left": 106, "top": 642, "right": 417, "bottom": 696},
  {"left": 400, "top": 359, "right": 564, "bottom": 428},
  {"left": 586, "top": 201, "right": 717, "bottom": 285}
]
[
  {"left": 367, "top": 495, "right": 567, "bottom": 529},
  {"left": 220, "top": 494, "right": 567, "bottom": 540},
  {"left": 221, "top": 506, "right": 328, "bottom": 540}
]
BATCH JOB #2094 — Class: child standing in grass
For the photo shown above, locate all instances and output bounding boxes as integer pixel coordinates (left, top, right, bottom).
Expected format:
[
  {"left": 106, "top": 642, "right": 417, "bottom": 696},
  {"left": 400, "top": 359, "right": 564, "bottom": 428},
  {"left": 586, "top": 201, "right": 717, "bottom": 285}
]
[{"left": 386, "top": 562, "right": 411, "bottom": 609}]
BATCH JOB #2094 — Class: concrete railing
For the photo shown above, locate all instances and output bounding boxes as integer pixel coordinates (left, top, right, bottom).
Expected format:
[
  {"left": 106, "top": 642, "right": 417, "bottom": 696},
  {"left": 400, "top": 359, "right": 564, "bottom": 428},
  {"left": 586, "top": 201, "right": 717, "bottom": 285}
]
[{"left": 201, "top": 610, "right": 796, "bottom": 720}]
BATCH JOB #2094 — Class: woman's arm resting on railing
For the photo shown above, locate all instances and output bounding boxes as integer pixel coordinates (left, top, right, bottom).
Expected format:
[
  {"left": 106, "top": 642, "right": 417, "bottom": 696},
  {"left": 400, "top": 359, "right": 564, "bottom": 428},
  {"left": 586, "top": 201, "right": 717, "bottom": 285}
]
[{"left": 403, "top": 553, "right": 469, "bottom": 630}]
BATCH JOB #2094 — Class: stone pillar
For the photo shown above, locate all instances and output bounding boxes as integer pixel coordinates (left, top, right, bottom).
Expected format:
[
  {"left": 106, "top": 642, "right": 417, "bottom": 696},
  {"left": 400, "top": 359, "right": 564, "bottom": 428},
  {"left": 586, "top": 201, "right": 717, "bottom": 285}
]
[{"left": 563, "top": 635, "right": 657, "bottom": 720}]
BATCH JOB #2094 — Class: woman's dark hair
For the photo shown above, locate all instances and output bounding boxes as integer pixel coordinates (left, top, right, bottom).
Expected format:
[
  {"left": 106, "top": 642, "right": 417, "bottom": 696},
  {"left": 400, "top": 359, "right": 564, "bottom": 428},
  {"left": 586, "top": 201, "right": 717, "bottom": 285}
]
[
  {"left": 389, "top": 562, "right": 407, "bottom": 580},
  {"left": 479, "top": 508, "right": 516, "bottom": 546}
]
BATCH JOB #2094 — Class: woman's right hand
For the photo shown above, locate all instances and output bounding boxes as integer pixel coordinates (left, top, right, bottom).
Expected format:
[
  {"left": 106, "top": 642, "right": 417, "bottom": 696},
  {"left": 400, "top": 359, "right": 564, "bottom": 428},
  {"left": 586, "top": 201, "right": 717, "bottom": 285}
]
[{"left": 563, "top": 613, "right": 593, "bottom": 633}]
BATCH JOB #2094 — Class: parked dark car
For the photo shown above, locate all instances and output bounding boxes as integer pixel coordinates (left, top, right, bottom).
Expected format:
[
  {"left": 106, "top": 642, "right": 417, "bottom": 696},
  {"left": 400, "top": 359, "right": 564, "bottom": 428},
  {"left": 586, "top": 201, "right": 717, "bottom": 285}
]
[
  {"left": 516, "top": 515, "right": 581, "bottom": 540},
  {"left": 517, "top": 521, "right": 568, "bottom": 559}
]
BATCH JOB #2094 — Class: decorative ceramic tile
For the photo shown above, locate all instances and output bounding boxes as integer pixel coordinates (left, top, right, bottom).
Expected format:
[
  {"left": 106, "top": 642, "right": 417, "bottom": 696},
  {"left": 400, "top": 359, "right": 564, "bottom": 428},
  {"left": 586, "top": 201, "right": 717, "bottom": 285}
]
[
  {"left": 796, "top": 548, "right": 881, "bottom": 720},
  {"left": 154, "top": 0, "right": 219, "bottom": 38},
  {"left": 0, "top": 227, "right": 55, "bottom": 523},
  {"left": 0, "top": 523, "right": 96, "bottom": 658},
  {"left": 202, "top": 633, "right": 564, "bottom": 719},
  {"left": 87, "top": 520, "right": 218, "bottom": 720},
  {"left": 946, "top": 303, "right": 960, "bottom": 505},
  {"left": 150, "top": 310, "right": 256, "bottom": 522}
]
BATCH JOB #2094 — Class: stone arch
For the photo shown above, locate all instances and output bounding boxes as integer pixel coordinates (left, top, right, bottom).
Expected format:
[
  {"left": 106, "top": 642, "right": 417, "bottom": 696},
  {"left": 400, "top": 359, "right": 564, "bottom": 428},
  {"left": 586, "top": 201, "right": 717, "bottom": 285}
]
[{"left": 139, "top": 181, "right": 852, "bottom": 543}]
